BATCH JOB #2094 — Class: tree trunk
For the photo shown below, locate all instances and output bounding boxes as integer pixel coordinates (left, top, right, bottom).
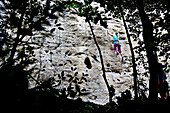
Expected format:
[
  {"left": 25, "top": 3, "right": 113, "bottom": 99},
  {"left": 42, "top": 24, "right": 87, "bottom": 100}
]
[
  {"left": 8, "top": 3, "right": 26, "bottom": 66},
  {"left": 119, "top": 3, "right": 138, "bottom": 100},
  {"left": 87, "top": 20, "right": 113, "bottom": 104},
  {"left": 136, "top": 0, "right": 158, "bottom": 101}
]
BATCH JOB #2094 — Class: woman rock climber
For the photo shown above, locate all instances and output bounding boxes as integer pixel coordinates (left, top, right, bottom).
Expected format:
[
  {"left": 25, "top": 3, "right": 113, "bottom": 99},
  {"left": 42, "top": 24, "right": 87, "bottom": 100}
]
[{"left": 107, "top": 31, "right": 122, "bottom": 56}]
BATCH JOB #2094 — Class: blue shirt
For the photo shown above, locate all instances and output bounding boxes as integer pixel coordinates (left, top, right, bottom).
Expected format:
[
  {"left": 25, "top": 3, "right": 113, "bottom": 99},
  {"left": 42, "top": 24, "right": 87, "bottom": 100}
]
[{"left": 113, "top": 35, "right": 119, "bottom": 44}]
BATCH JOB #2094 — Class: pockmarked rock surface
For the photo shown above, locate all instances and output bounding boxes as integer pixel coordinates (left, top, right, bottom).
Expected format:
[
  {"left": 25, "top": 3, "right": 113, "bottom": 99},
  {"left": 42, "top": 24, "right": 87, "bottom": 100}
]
[{"left": 28, "top": 7, "right": 134, "bottom": 105}]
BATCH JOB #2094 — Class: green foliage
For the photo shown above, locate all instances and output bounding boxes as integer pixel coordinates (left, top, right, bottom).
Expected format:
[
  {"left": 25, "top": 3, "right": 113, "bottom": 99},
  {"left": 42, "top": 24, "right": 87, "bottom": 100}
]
[
  {"left": 54, "top": 69, "right": 89, "bottom": 99},
  {"left": 66, "top": 0, "right": 108, "bottom": 28},
  {"left": 0, "top": 0, "right": 67, "bottom": 111},
  {"left": 0, "top": 0, "right": 60, "bottom": 66}
]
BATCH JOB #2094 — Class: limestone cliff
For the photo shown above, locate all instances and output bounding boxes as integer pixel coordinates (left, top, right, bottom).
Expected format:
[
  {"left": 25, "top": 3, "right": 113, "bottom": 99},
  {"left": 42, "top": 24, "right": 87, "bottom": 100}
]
[{"left": 28, "top": 8, "right": 134, "bottom": 105}]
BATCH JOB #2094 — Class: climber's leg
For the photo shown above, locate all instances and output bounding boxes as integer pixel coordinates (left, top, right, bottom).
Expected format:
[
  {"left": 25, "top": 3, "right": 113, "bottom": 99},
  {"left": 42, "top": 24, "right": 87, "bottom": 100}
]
[
  {"left": 114, "top": 44, "right": 117, "bottom": 52},
  {"left": 118, "top": 44, "right": 123, "bottom": 62},
  {"left": 118, "top": 43, "right": 121, "bottom": 54},
  {"left": 114, "top": 44, "right": 118, "bottom": 55}
]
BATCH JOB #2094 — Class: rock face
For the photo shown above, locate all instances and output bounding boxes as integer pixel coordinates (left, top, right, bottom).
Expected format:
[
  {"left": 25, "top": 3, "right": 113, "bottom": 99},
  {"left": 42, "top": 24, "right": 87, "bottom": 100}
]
[{"left": 29, "top": 10, "right": 133, "bottom": 105}]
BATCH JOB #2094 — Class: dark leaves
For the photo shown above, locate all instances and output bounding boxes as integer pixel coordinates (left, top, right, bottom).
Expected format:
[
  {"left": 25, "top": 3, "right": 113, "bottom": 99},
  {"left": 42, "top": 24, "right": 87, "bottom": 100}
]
[
  {"left": 50, "top": 28, "right": 56, "bottom": 33},
  {"left": 84, "top": 57, "right": 92, "bottom": 69},
  {"left": 30, "top": 21, "right": 45, "bottom": 31},
  {"left": 58, "top": 27, "right": 64, "bottom": 30},
  {"left": 19, "top": 29, "right": 32, "bottom": 36}
]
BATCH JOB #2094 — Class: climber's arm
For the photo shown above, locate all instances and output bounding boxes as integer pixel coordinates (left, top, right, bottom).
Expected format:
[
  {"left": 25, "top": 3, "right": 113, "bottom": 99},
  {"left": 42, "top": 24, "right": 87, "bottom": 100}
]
[
  {"left": 107, "top": 31, "right": 114, "bottom": 43},
  {"left": 119, "top": 36, "right": 122, "bottom": 40},
  {"left": 107, "top": 31, "right": 113, "bottom": 37}
]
